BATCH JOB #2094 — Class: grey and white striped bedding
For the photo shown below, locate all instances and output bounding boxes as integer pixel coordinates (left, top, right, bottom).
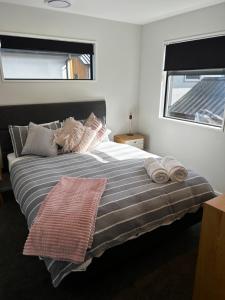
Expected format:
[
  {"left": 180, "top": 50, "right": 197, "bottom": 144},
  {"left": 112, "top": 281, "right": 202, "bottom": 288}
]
[{"left": 10, "top": 142, "right": 215, "bottom": 287}]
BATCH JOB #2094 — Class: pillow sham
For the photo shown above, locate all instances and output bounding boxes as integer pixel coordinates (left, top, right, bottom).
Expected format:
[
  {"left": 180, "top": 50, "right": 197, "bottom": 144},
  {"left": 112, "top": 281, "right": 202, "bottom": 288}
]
[
  {"left": 84, "top": 113, "right": 107, "bottom": 149},
  {"left": 22, "top": 123, "right": 58, "bottom": 157},
  {"left": 102, "top": 128, "right": 112, "bottom": 142},
  {"left": 76, "top": 126, "right": 98, "bottom": 153},
  {"left": 9, "top": 120, "right": 60, "bottom": 157},
  {"left": 85, "top": 112, "right": 102, "bottom": 131},
  {"left": 88, "top": 126, "right": 107, "bottom": 149},
  {"left": 54, "top": 117, "right": 84, "bottom": 153}
]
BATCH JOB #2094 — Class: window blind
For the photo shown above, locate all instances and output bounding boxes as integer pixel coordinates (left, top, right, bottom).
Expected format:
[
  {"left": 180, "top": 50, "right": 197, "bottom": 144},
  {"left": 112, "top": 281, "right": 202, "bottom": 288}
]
[
  {"left": 164, "top": 35, "right": 225, "bottom": 71},
  {"left": 0, "top": 35, "right": 94, "bottom": 55}
]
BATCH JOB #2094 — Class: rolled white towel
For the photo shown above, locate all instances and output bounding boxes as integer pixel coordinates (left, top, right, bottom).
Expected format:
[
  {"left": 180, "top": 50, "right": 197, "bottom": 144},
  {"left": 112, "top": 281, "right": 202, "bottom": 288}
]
[
  {"left": 161, "top": 156, "right": 188, "bottom": 182},
  {"left": 144, "top": 157, "right": 169, "bottom": 184}
]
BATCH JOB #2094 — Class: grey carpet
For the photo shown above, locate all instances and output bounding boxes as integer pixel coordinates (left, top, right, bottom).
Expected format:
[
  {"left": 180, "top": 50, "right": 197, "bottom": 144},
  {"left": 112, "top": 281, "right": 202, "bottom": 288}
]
[{"left": 0, "top": 192, "right": 200, "bottom": 300}]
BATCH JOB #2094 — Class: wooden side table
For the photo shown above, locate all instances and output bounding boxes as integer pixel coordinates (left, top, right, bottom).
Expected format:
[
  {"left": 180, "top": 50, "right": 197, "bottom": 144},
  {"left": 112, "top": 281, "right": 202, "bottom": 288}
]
[
  {"left": 193, "top": 194, "right": 225, "bottom": 300},
  {"left": 114, "top": 133, "right": 144, "bottom": 150}
]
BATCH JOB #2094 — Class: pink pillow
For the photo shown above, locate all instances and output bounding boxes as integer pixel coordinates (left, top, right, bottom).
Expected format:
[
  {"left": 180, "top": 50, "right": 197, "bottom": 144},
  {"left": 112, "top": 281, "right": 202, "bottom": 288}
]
[
  {"left": 85, "top": 112, "right": 102, "bottom": 131},
  {"left": 75, "top": 126, "right": 98, "bottom": 153},
  {"left": 85, "top": 113, "right": 106, "bottom": 150},
  {"left": 54, "top": 117, "right": 84, "bottom": 152},
  {"left": 54, "top": 113, "right": 105, "bottom": 154},
  {"left": 89, "top": 126, "right": 107, "bottom": 150}
]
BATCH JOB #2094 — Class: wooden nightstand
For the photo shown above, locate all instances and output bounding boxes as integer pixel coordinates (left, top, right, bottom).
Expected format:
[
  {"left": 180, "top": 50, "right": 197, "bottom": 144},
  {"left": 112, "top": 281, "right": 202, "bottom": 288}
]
[
  {"left": 193, "top": 194, "right": 225, "bottom": 300},
  {"left": 114, "top": 133, "right": 144, "bottom": 150},
  {"left": 0, "top": 170, "right": 12, "bottom": 207}
]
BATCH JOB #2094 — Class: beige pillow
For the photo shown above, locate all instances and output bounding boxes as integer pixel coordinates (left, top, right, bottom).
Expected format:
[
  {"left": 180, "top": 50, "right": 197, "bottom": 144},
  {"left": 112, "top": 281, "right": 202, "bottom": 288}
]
[
  {"left": 54, "top": 117, "right": 84, "bottom": 153},
  {"left": 75, "top": 126, "right": 98, "bottom": 153}
]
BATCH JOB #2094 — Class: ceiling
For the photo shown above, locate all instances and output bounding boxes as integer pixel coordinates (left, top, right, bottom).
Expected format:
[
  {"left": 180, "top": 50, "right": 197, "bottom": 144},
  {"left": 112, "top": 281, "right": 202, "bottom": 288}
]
[{"left": 0, "top": 0, "right": 224, "bottom": 24}]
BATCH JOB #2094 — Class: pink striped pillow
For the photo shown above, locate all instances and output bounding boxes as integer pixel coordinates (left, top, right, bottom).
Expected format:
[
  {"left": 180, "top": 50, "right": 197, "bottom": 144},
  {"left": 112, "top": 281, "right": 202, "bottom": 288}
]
[
  {"left": 88, "top": 126, "right": 107, "bottom": 150},
  {"left": 85, "top": 113, "right": 102, "bottom": 131},
  {"left": 75, "top": 126, "right": 98, "bottom": 153},
  {"left": 85, "top": 113, "right": 106, "bottom": 150}
]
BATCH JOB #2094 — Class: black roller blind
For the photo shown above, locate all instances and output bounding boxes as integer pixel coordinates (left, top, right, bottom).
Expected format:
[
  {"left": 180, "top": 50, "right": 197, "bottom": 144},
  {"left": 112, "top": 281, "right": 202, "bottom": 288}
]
[
  {"left": 164, "top": 35, "right": 225, "bottom": 71},
  {"left": 0, "top": 35, "right": 94, "bottom": 55}
]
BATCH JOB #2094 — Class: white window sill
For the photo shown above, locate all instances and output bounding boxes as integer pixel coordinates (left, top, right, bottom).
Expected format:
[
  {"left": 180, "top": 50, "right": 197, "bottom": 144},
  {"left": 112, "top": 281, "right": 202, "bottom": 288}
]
[
  {"left": 1, "top": 79, "right": 97, "bottom": 83},
  {"left": 159, "top": 116, "right": 224, "bottom": 132}
]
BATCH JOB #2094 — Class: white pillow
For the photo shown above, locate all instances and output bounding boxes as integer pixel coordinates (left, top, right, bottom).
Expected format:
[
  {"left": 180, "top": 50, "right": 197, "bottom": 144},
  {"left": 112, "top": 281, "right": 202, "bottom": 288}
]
[{"left": 102, "top": 128, "right": 112, "bottom": 142}]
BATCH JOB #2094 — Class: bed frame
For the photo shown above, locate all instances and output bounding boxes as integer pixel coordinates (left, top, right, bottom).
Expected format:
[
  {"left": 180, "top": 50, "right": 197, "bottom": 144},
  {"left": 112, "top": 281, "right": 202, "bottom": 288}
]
[
  {"left": 0, "top": 100, "right": 106, "bottom": 171},
  {"left": 0, "top": 99, "right": 203, "bottom": 277}
]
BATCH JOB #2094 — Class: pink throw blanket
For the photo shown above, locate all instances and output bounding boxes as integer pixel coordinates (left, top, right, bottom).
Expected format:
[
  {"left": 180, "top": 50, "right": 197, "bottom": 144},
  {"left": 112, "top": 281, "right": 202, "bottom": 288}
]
[{"left": 23, "top": 177, "right": 107, "bottom": 263}]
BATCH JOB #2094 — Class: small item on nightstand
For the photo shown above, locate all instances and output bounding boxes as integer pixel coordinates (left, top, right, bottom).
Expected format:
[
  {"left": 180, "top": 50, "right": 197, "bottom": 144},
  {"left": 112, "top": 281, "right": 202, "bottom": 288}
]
[{"left": 127, "top": 113, "right": 133, "bottom": 136}]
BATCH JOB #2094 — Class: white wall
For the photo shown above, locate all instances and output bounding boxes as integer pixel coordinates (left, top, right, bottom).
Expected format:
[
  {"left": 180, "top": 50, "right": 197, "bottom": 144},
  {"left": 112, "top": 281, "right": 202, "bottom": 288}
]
[
  {"left": 139, "top": 3, "right": 225, "bottom": 193},
  {"left": 0, "top": 3, "right": 141, "bottom": 135}
]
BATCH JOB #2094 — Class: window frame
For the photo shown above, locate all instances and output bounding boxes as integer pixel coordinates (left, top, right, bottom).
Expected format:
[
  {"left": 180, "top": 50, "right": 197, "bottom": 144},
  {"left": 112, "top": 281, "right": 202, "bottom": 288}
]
[
  {"left": 160, "top": 32, "right": 225, "bottom": 132},
  {"left": 163, "top": 69, "right": 225, "bottom": 129},
  {"left": 0, "top": 32, "right": 97, "bottom": 83}
]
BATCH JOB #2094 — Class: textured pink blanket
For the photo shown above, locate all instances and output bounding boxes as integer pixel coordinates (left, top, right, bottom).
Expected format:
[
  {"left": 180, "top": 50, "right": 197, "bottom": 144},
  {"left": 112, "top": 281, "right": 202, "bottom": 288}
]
[{"left": 23, "top": 177, "right": 107, "bottom": 263}]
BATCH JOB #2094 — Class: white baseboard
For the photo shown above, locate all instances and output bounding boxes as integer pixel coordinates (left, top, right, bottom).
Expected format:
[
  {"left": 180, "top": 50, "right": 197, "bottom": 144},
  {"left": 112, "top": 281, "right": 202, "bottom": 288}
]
[{"left": 214, "top": 190, "right": 222, "bottom": 196}]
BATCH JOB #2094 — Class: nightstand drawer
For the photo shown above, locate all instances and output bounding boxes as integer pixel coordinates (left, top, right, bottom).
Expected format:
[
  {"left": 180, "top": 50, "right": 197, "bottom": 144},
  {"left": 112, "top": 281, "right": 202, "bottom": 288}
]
[
  {"left": 114, "top": 134, "right": 145, "bottom": 150},
  {"left": 125, "top": 139, "right": 144, "bottom": 149}
]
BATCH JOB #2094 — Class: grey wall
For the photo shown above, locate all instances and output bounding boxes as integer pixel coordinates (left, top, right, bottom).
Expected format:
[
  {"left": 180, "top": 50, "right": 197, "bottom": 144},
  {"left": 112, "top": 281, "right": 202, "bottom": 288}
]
[
  {"left": 139, "top": 3, "right": 225, "bottom": 193},
  {"left": 0, "top": 3, "right": 141, "bottom": 135}
]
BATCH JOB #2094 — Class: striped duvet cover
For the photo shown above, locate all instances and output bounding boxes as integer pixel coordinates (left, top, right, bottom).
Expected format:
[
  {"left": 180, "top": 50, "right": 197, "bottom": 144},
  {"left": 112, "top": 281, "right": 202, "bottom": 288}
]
[{"left": 10, "top": 142, "right": 215, "bottom": 287}]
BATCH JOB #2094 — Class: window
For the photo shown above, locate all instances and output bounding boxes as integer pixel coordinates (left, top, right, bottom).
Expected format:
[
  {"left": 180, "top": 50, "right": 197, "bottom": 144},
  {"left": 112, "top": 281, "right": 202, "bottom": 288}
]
[
  {"left": 163, "top": 35, "right": 225, "bottom": 128},
  {"left": 0, "top": 35, "right": 95, "bottom": 80},
  {"left": 165, "top": 70, "right": 225, "bottom": 127},
  {"left": 184, "top": 74, "right": 201, "bottom": 81}
]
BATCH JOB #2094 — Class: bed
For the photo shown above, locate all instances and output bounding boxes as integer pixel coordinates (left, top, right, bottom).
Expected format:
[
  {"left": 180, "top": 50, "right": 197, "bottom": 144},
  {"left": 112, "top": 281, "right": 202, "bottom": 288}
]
[{"left": 0, "top": 100, "right": 215, "bottom": 287}]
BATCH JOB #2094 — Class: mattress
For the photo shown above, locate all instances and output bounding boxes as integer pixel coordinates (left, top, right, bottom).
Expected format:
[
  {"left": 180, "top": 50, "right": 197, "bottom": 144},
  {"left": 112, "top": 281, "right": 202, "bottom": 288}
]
[
  {"left": 7, "top": 153, "right": 34, "bottom": 172},
  {"left": 10, "top": 142, "right": 215, "bottom": 287}
]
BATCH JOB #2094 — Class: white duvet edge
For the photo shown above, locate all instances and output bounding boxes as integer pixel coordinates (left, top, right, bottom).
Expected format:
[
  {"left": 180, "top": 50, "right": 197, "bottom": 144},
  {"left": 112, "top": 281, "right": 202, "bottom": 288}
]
[
  {"left": 70, "top": 203, "right": 201, "bottom": 274},
  {"left": 7, "top": 153, "right": 35, "bottom": 172}
]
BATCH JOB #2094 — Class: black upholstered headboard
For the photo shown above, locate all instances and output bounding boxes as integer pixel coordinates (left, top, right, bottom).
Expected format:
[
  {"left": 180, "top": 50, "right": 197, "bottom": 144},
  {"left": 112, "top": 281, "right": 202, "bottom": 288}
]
[{"left": 0, "top": 100, "right": 106, "bottom": 171}]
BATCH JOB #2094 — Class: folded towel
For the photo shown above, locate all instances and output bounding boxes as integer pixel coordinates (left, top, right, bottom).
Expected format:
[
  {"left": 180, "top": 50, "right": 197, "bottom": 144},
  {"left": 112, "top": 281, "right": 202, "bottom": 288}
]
[
  {"left": 144, "top": 157, "right": 169, "bottom": 184},
  {"left": 161, "top": 156, "right": 188, "bottom": 182}
]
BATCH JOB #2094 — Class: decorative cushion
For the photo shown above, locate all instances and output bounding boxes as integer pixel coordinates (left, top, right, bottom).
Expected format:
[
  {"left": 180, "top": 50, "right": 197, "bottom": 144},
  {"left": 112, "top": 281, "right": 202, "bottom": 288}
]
[
  {"left": 76, "top": 126, "right": 98, "bottom": 153},
  {"left": 54, "top": 117, "right": 85, "bottom": 153},
  {"left": 84, "top": 113, "right": 106, "bottom": 149},
  {"left": 85, "top": 112, "right": 102, "bottom": 131},
  {"left": 54, "top": 114, "right": 107, "bottom": 154},
  {"left": 21, "top": 123, "right": 58, "bottom": 157},
  {"left": 9, "top": 120, "right": 60, "bottom": 157},
  {"left": 89, "top": 126, "right": 107, "bottom": 149}
]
